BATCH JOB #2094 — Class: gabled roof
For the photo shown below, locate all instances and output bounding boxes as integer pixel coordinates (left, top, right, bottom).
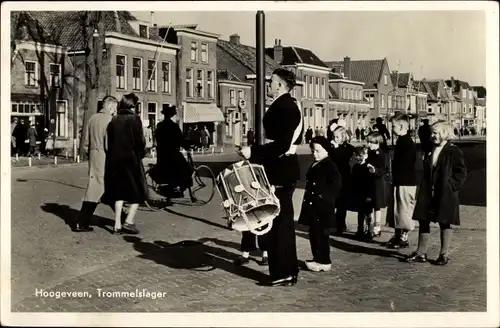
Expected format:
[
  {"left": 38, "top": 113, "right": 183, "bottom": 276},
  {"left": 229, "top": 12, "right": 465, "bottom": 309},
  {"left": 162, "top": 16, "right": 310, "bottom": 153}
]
[
  {"left": 217, "top": 39, "right": 280, "bottom": 82},
  {"left": 424, "top": 79, "right": 454, "bottom": 101},
  {"left": 445, "top": 78, "right": 471, "bottom": 93},
  {"left": 13, "top": 11, "right": 139, "bottom": 50},
  {"left": 325, "top": 59, "right": 385, "bottom": 89},
  {"left": 265, "top": 46, "right": 328, "bottom": 68},
  {"left": 390, "top": 72, "right": 410, "bottom": 88},
  {"left": 472, "top": 86, "right": 486, "bottom": 98}
]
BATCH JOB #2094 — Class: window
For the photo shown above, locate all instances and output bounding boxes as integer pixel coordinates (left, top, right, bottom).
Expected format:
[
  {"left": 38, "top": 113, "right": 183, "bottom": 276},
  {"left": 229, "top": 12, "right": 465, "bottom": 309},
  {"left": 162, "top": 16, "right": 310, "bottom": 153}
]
[
  {"left": 11, "top": 101, "right": 43, "bottom": 114},
  {"left": 49, "top": 63, "right": 61, "bottom": 88},
  {"left": 437, "top": 90, "right": 440, "bottom": 98},
  {"left": 116, "top": 55, "right": 126, "bottom": 89},
  {"left": 462, "top": 89, "right": 466, "bottom": 98},
  {"left": 380, "top": 94, "right": 385, "bottom": 108},
  {"left": 309, "top": 77, "right": 313, "bottom": 98},
  {"left": 201, "top": 43, "right": 208, "bottom": 63},
  {"left": 322, "top": 108, "right": 325, "bottom": 118},
  {"left": 388, "top": 95, "right": 392, "bottom": 109},
  {"left": 428, "top": 106, "right": 433, "bottom": 113},
  {"left": 226, "top": 113, "right": 233, "bottom": 137},
  {"left": 56, "top": 100, "right": 68, "bottom": 137},
  {"left": 238, "top": 90, "right": 244, "bottom": 102},
  {"left": 349, "top": 89, "right": 353, "bottom": 100},
  {"left": 25, "top": 61, "right": 37, "bottom": 86},
  {"left": 463, "top": 103, "right": 466, "bottom": 113},
  {"left": 304, "top": 76, "right": 309, "bottom": 98},
  {"left": 207, "top": 70, "right": 214, "bottom": 98},
  {"left": 468, "top": 90, "right": 472, "bottom": 99},
  {"left": 139, "top": 24, "right": 148, "bottom": 38},
  {"left": 186, "top": 68, "right": 193, "bottom": 97},
  {"left": 147, "top": 103, "right": 157, "bottom": 128},
  {"left": 315, "top": 77, "right": 320, "bottom": 98},
  {"left": 230, "top": 89, "right": 236, "bottom": 106},
  {"left": 147, "top": 60, "right": 157, "bottom": 92},
  {"left": 132, "top": 58, "right": 142, "bottom": 91},
  {"left": 190, "top": 41, "right": 198, "bottom": 61},
  {"left": 196, "top": 69, "right": 204, "bottom": 97},
  {"left": 384, "top": 74, "right": 388, "bottom": 85},
  {"left": 161, "top": 61, "right": 171, "bottom": 93},
  {"left": 321, "top": 78, "right": 325, "bottom": 99},
  {"left": 309, "top": 108, "right": 313, "bottom": 117}
]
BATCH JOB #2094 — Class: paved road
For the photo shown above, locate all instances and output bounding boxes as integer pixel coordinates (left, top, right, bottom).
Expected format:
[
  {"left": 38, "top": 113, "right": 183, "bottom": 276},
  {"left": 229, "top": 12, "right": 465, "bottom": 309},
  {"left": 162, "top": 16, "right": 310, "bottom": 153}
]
[{"left": 9, "top": 141, "right": 486, "bottom": 312}]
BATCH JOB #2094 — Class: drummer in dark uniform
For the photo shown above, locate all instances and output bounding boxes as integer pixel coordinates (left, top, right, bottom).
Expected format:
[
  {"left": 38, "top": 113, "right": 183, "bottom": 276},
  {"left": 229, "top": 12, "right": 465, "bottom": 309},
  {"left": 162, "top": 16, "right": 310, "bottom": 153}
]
[{"left": 239, "top": 68, "right": 303, "bottom": 287}]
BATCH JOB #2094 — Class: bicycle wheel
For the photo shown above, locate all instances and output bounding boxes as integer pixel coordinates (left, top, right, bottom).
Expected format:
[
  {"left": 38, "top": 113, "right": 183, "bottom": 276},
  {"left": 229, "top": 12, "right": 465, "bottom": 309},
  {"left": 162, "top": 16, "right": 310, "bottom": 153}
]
[
  {"left": 189, "top": 164, "right": 216, "bottom": 205},
  {"left": 144, "top": 166, "right": 169, "bottom": 211}
]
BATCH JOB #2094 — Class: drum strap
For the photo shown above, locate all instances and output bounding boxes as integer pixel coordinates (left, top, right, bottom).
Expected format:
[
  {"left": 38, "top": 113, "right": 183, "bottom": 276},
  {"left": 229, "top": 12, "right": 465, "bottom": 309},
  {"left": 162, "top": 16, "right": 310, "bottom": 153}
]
[{"left": 284, "top": 99, "right": 303, "bottom": 156}]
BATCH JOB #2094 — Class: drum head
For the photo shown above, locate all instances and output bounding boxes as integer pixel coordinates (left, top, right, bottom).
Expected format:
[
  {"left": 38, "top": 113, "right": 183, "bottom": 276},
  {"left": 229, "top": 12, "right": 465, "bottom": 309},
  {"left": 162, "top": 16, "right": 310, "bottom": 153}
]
[{"left": 231, "top": 204, "right": 279, "bottom": 232}]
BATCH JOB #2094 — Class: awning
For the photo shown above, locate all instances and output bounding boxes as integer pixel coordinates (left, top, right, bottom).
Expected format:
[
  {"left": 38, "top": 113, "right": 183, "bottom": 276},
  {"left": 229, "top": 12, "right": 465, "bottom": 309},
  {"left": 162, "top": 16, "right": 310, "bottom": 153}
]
[{"left": 184, "top": 103, "right": 225, "bottom": 123}]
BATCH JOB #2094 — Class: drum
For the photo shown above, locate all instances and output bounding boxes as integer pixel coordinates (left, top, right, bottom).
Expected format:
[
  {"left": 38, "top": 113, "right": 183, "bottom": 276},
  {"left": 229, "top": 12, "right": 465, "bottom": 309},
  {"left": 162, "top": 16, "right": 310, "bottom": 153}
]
[{"left": 216, "top": 160, "right": 280, "bottom": 235}]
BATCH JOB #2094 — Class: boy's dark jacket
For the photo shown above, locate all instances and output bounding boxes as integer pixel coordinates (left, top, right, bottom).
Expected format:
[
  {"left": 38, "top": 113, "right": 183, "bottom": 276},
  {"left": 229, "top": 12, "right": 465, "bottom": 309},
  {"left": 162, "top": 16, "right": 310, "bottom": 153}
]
[{"left": 298, "top": 157, "right": 342, "bottom": 228}]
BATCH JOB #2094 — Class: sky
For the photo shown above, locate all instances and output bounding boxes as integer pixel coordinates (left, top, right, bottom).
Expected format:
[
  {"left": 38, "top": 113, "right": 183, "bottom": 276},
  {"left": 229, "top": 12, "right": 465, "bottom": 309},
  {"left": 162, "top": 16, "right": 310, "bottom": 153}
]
[{"left": 132, "top": 10, "right": 486, "bottom": 86}]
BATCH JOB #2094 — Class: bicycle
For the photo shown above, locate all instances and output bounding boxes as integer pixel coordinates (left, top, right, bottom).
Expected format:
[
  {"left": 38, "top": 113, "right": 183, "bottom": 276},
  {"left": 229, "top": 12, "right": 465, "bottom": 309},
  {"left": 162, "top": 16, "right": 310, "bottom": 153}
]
[{"left": 144, "top": 148, "right": 216, "bottom": 211}]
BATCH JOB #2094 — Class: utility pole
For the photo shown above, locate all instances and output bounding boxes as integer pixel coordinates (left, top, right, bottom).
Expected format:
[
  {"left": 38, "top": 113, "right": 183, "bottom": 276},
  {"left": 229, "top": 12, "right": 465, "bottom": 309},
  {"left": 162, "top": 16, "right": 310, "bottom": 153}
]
[
  {"left": 72, "top": 50, "right": 78, "bottom": 160},
  {"left": 255, "top": 11, "right": 265, "bottom": 146}
]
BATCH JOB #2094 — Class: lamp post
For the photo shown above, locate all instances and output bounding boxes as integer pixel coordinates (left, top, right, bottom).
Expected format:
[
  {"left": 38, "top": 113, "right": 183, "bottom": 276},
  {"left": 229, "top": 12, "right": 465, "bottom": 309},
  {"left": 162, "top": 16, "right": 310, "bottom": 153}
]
[{"left": 255, "top": 11, "right": 265, "bottom": 146}]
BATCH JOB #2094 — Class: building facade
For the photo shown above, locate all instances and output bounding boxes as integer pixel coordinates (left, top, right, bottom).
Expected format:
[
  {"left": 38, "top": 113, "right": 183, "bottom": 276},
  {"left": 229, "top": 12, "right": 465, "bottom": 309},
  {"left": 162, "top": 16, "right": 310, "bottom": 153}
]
[
  {"left": 326, "top": 57, "right": 395, "bottom": 125},
  {"left": 161, "top": 25, "right": 224, "bottom": 145},
  {"left": 266, "top": 41, "right": 330, "bottom": 133},
  {"left": 445, "top": 78, "right": 476, "bottom": 128},
  {"left": 472, "top": 86, "right": 486, "bottom": 133}
]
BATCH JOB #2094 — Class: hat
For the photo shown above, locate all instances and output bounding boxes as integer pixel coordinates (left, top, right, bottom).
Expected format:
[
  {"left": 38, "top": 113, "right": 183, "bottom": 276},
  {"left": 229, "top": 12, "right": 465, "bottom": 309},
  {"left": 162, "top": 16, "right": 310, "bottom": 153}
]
[
  {"left": 309, "top": 136, "right": 331, "bottom": 152},
  {"left": 161, "top": 104, "right": 176, "bottom": 115}
]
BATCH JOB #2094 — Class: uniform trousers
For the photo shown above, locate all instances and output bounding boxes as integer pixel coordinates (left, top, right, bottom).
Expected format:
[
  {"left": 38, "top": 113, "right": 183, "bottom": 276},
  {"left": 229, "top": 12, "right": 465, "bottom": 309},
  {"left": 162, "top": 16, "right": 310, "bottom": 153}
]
[
  {"left": 240, "top": 231, "right": 268, "bottom": 252},
  {"left": 267, "top": 185, "right": 299, "bottom": 280},
  {"left": 309, "top": 217, "right": 331, "bottom": 264}
]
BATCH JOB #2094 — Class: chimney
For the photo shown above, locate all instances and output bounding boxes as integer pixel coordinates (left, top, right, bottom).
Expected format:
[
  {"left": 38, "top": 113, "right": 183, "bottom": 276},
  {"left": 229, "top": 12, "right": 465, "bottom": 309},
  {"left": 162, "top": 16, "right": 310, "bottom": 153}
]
[
  {"left": 343, "top": 56, "right": 351, "bottom": 80},
  {"left": 229, "top": 34, "right": 240, "bottom": 45},
  {"left": 274, "top": 39, "right": 283, "bottom": 64},
  {"left": 150, "top": 24, "right": 160, "bottom": 41}
]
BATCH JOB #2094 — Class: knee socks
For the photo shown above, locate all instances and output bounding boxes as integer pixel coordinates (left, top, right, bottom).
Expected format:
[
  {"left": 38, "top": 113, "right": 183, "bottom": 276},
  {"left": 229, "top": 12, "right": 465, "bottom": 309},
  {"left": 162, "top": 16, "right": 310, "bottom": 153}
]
[{"left": 440, "top": 228, "right": 452, "bottom": 257}]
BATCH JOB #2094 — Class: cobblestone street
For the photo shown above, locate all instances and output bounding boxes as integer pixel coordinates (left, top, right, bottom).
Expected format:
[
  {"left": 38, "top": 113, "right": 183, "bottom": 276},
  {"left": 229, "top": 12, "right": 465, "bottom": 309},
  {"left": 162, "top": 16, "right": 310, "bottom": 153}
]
[{"left": 8, "top": 142, "right": 487, "bottom": 313}]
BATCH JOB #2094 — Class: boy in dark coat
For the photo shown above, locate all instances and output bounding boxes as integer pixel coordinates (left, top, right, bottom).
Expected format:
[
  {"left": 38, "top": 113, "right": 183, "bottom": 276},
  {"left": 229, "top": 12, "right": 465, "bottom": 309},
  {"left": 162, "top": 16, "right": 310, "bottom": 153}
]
[
  {"left": 298, "top": 136, "right": 342, "bottom": 272},
  {"left": 404, "top": 121, "right": 467, "bottom": 265},
  {"left": 349, "top": 146, "right": 373, "bottom": 239}
]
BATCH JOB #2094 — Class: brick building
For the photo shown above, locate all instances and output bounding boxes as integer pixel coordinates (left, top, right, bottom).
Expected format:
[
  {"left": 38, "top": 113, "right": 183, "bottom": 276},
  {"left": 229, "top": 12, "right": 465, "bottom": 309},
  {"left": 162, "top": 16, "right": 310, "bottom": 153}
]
[
  {"left": 420, "top": 79, "right": 454, "bottom": 123},
  {"left": 389, "top": 72, "right": 428, "bottom": 130},
  {"left": 266, "top": 41, "right": 330, "bottom": 134},
  {"left": 11, "top": 12, "right": 76, "bottom": 150},
  {"left": 445, "top": 77, "right": 476, "bottom": 128},
  {"left": 325, "top": 58, "right": 394, "bottom": 126},
  {"left": 160, "top": 24, "right": 224, "bottom": 145}
]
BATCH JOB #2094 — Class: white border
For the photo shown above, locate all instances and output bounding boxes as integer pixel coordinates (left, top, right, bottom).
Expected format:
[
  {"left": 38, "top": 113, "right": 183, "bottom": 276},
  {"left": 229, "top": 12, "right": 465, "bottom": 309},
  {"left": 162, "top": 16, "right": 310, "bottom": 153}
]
[{"left": 2, "top": 2, "right": 499, "bottom": 327}]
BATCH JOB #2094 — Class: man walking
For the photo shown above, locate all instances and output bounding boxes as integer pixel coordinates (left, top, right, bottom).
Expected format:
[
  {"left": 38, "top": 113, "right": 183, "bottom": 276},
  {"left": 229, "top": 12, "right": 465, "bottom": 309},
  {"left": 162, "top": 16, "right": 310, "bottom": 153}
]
[{"left": 71, "top": 96, "right": 125, "bottom": 232}]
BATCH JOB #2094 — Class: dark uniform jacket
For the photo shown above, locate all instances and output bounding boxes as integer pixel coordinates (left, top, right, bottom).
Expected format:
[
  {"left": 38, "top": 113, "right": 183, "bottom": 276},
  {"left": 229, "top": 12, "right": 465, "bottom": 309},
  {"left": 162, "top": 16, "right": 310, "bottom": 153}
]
[
  {"left": 413, "top": 142, "right": 467, "bottom": 225},
  {"left": 250, "top": 93, "right": 303, "bottom": 187},
  {"left": 329, "top": 142, "right": 355, "bottom": 208},
  {"left": 298, "top": 157, "right": 342, "bottom": 228}
]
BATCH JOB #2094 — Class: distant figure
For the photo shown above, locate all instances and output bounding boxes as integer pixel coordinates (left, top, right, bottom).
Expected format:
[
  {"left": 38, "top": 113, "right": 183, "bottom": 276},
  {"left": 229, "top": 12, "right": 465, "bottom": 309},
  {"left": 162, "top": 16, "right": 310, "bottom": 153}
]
[
  {"left": 26, "top": 123, "right": 38, "bottom": 156},
  {"left": 373, "top": 117, "right": 390, "bottom": 151},
  {"left": 315, "top": 126, "right": 321, "bottom": 137},
  {"left": 305, "top": 127, "right": 313, "bottom": 144},
  {"left": 355, "top": 127, "right": 361, "bottom": 141},
  {"left": 247, "top": 128, "right": 254, "bottom": 146},
  {"left": 418, "top": 119, "right": 432, "bottom": 158}
]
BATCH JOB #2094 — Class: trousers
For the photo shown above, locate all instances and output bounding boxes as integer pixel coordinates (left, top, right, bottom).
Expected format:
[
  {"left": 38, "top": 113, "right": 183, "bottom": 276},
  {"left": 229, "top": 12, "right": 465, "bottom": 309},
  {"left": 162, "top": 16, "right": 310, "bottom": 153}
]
[
  {"left": 76, "top": 201, "right": 122, "bottom": 228},
  {"left": 267, "top": 185, "right": 299, "bottom": 280},
  {"left": 241, "top": 231, "right": 268, "bottom": 252},
  {"left": 309, "top": 218, "right": 331, "bottom": 264}
]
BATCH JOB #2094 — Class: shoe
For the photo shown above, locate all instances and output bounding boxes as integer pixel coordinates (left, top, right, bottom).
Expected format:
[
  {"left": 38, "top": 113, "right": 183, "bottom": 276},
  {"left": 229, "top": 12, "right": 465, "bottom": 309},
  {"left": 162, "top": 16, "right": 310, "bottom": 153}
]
[
  {"left": 305, "top": 261, "right": 331, "bottom": 272},
  {"left": 122, "top": 223, "right": 139, "bottom": 234},
  {"left": 259, "top": 256, "right": 268, "bottom": 266},
  {"left": 389, "top": 239, "right": 409, "bottom": 249},
  {"left": 258, "top": 275, "right": 298, "bottom": 287},
  {"left": 233, "top": 256, "right": 250, "bottom": 266},
  {"left": 434, "top": 254, "right": 449, "bottom": 266},
  {"left": 72, "top": 224, "right": 94, "bottom": 232},
  {"left": 383, "top": 236, "right": 397, "bottom": 246},
  {"left": 113, "top": 227, "right": 124, "bottom": 235},
  {"left": 404, "top": 252, "right": 428, "bottom": 263}
]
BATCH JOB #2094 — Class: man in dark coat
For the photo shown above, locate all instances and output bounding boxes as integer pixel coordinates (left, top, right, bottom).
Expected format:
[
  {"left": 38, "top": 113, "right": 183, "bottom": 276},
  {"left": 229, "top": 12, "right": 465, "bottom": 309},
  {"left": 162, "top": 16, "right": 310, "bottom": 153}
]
[
  {"left": 154, "top": 105, "right": 193, "bottom": 203},
  {"left": 239, "top": 68, "right": 303, "bottom": 287},
  {"left": 247, "top": 128, "right": 255, "bottom": 146},
  {"left": 405, "top": 121, "right": 467, "bottom": 265},
  {"left": 355, "top": 127, "right": 361, "bottom": 141},
  {"left": 13, "top": 119, "right": 27, "bottom": 156},
  {"left": 374, "top": 117, "right": 390, "bottom": 151},
  {"left": 305, "top": 127, "right": 313, "bottom": 144}
]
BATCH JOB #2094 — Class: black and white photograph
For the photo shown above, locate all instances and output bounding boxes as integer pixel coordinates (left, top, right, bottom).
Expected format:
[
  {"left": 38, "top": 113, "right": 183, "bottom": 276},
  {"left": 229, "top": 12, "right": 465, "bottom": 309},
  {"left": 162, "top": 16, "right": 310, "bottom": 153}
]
[{"left": 1, "top": 1, "right": 498, "bottom": 327}]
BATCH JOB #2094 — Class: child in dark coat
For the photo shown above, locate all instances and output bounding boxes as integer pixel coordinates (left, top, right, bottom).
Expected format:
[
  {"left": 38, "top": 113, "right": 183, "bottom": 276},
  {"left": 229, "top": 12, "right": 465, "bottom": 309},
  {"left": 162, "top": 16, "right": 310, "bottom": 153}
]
[
  {"left": 349, "top": 146, "right": 373, "bottom": 239},
  {"left": 298, "top": 136, "right": 342, "bottom": 272}
]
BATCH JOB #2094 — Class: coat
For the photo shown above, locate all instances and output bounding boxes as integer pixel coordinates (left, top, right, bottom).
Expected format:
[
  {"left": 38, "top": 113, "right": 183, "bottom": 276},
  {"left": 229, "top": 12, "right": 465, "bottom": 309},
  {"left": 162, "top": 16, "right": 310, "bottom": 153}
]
[
  {"left": 101, "top": 108, "right": 148, "bottom": 204},
  {"left": 413, "top": 142, "right": 467, "bottom": 225},
  {"left": 298, "top": 157, "right": 342, "bottom": 228},
  {"left": 27, "top": 127, "right": 37, "bottom": 146},
  {"left": 250, "top": 93, "right": 303, "bottom": 187},
  {"left": 329, "top": 142, "right": 355, "bottom": 209},
  {"left": 367, "top": 149, "right": 388, "bottom": 209},
  {"left": 152, "top": 118, "right": 192, "bottom": 189},
  {"left": 83, "top": 110, "right": 113, "bottom": 203}
]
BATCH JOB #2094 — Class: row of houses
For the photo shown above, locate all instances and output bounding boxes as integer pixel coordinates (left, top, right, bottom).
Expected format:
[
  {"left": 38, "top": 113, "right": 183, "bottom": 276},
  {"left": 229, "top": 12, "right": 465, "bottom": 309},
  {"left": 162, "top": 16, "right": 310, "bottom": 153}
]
[{"left": 10, "top": 11, "right": 487, "bottom": 152}]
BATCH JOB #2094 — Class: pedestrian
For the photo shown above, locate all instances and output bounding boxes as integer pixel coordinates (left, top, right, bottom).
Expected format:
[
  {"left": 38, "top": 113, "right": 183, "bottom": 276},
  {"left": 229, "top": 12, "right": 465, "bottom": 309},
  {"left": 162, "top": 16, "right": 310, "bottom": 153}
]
[
  {"left": 13, "top": 119, "right": 27, "bottom": 156},
  {"left": 329, "top": 126, "right": 355, "bottom": 236},
  {"left": 11, "top": 118, "right": 18, "bottom": 155},
  {"left": 144, "top": 123, "right": 153, "bottom": 157},
  {"left": 298, "top": 136, "right": 341, "bottom": 272},
  {"left": 360, "top": 128, "right": 365, "bottom": 141},
  {"left": 404, "top": 121, "right": 467, "bottom": 265},
  {"left": 101, "top": 93, "right": 148, "bottom": 235},
  {"left": 363, "top": 132, "right": 388, "bottom": 241},
  {"left": 305, "top": 127, "right": 313, "bottom": 144},
  {"left": 247, "top": 128, "right": 254, "bottom": 146},
  {"left": 238, "top": 68, "right": 303, "bottom": 287},
  {"left": 418, "top": 119, "right": 432, "bottom": 159},
  {"left": 27, "top": 122, "right": 38, "bottom": 156},
  {"left": 202, "top": 126, "right": 210, "bottom": 149},
  {"left": 153, "top": 105, "right": 193, "bottom": 205},
  {"left": 355, "top": 127, "right": 360, "bottom": 141},
  {"left": 71, "top": 96, "right": 127, "bottom": 232},
  {"left": 385, "top": 113, "right": 418, "bottom": 249}
]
